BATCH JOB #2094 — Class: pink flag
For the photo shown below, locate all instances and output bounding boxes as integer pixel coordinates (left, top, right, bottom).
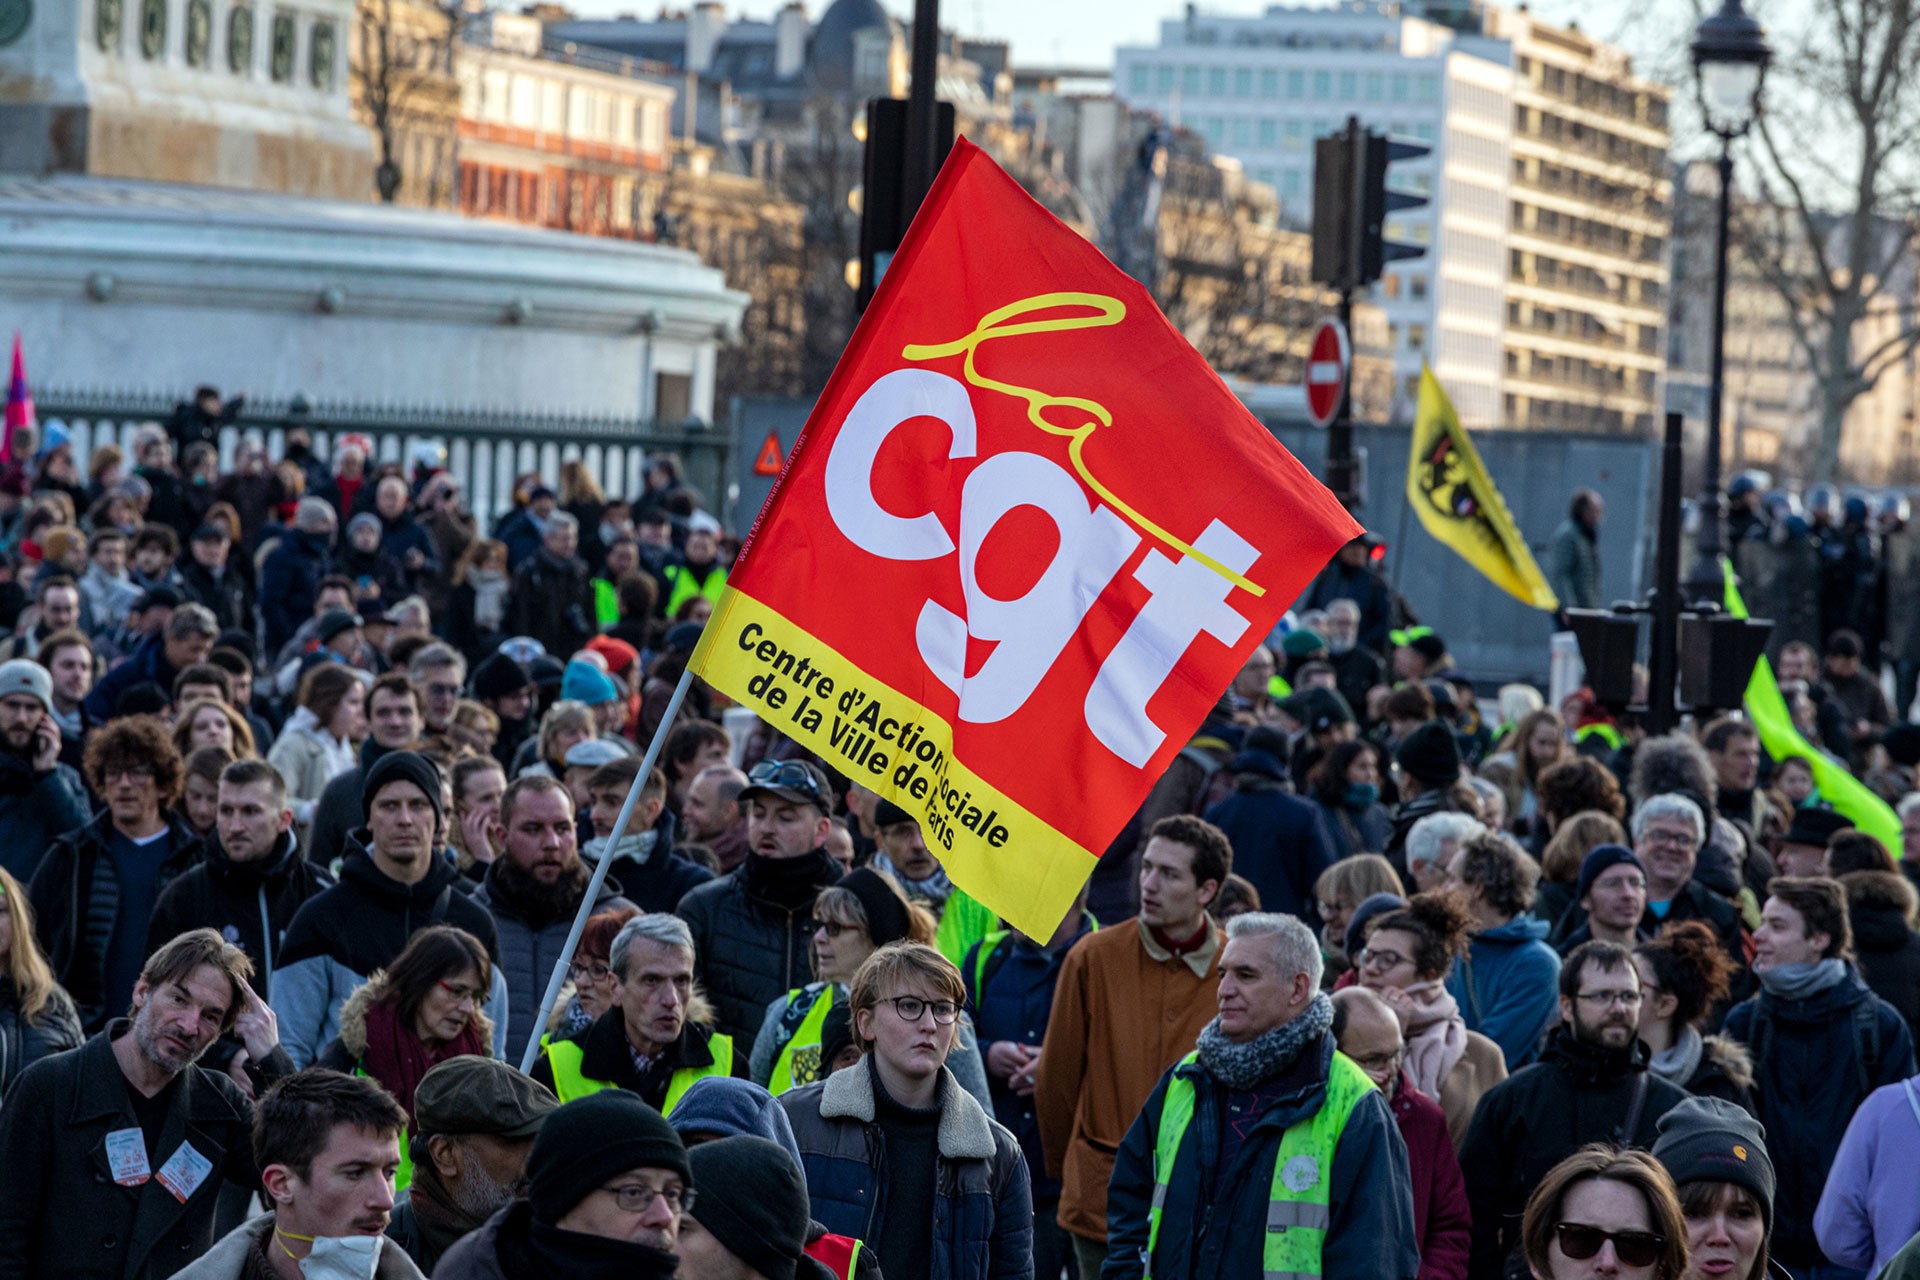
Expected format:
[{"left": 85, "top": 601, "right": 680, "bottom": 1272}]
[{"left": 3, "top": 334, "right": 32, "bottom": 463}]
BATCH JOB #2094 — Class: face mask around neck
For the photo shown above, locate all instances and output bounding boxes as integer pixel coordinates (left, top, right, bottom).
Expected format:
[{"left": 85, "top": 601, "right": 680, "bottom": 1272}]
[{"left": 277, "top": 1228, "right": 381, "bottom": 1280}]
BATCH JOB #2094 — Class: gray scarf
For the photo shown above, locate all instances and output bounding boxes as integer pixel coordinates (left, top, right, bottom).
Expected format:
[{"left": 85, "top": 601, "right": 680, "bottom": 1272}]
[
  {"left": 873, "top": 851, "right": 953, "bottom": 910},
  {"left": 1196, "top": 992, "right": 1335, "bottom": 1090},
  {"left": 1758, "top": 957, "right": 1849, "bottom": 1002},
  {"left": 1648, "top": 1024, "right": 1703, "bottom": 1088}
]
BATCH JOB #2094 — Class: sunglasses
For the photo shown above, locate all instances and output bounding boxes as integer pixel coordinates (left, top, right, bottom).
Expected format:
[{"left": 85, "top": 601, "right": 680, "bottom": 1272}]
[
  {"left": 1555, "top": 1223, "right": 1665, "bottom": 1268},
  {"left": 748, "top": 760, "right": 828, "bottom": 805}
]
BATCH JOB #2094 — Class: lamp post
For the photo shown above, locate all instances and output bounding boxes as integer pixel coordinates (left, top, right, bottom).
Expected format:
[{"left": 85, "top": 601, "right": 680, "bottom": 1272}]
[{"left": 1682, "top": 0, "right": 1770, "bottom": 605}]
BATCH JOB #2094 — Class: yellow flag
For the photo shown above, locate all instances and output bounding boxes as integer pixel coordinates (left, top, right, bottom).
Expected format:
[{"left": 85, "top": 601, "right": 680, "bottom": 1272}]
[{"left": 1406, "top": 364, "right": 1559, "bottom": 611}]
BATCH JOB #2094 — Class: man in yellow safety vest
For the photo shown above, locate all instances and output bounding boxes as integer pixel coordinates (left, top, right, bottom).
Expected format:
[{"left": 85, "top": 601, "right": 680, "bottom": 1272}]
[
  {"left": 532, "top": 912, "right": 737, "bottom": 1113},
  {"left": 1104, "top": 912, "right": 1420, "bottom": 1280}
]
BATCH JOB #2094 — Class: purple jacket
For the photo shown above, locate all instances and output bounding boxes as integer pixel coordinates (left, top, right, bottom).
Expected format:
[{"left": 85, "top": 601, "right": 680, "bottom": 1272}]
[{"left": 1814, "top": 1075, "right": 1920, "bottom": 1276}]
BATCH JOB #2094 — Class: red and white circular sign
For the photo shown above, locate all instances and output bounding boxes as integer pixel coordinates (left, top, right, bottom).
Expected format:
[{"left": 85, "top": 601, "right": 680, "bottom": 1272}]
[{"left": 1304, "top": 319, "right": 1350, "bottom": 428}]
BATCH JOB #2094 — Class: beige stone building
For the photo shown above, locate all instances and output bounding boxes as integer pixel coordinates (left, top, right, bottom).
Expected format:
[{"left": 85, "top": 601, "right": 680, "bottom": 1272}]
[
  {"left": 1483, "top": 7, "right": 1671, "bottom": 437},
  {"left": 348, "top": 0, "right": 460, "bottom": 206}
]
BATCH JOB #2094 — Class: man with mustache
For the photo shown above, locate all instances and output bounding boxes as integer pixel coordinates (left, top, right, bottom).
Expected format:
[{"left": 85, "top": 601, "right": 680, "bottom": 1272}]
[
  {"left": 180, "top": 1068, "right": 426, "bottom": 1279},
  {"left": 0, "top": 928, "right": 291, "bottom": 1276},
  {"left": 1459, "top": 939, "right": 1691, "bottom": 1280},
  {"left": 475, "top": 774, "right": 634, "bottom": 1059},
  {"left": 388, "top": 1057, "right": 557, "bottom": 1274}
]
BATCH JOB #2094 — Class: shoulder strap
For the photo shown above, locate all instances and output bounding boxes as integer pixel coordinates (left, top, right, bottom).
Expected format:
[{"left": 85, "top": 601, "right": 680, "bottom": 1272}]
[
  {"left": 427, "top": 886, "right": 453, "bottom": 928},
  {"left": 1620, "top": 1071, "right": 1650, "bottom": 1145},
  {"left": 1852, "top": 997, "right": 1882, "bottom": 1098}
]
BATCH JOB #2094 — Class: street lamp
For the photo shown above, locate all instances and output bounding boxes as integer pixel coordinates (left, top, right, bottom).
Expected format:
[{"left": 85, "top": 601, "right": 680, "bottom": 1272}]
[{"left": 1683, "top": 0, "right": 1770, "bottom": 604}]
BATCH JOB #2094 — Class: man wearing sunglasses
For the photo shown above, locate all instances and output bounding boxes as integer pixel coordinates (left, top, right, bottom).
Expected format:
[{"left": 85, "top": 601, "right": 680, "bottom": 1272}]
[
  {"left": 1106, "top": 912, "right": 1419, "bottom": 1280},
  {"left": 1459, "top": 939, "right": 1689, "bottom": 1280},
  {"left": 678, "top": 759, "right": 843, "bottom": 1058}
]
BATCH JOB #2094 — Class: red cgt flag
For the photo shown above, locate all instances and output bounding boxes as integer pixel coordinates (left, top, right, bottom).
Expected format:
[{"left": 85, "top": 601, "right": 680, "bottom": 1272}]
[{"left": 691, "top": 140, "right": 1360, "bottom": 937}]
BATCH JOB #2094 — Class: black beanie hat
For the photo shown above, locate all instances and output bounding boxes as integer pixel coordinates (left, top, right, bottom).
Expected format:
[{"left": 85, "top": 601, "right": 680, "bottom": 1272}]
[
  {"left": 837, "top": 867, "right": 913, "bottom": 946},
  {"left": 527, "top": 1092, "right": 691, "bottom": 1226},
  {"left": 1395, "top": 720, "right": 1462, "bottom": 788},
  {"left": 1574, "top": 844, "right": 1645, "bottom": 906},
  {"left": 688, "top": 1136, "right": 813, "bottom": 1280},
  {"left": 361, "top": 750, "right": 445, "bottom": 826},
  {"left": 817, "top": 1002, "right": 854, "bottom": 1070},
  {"left": 1652, "top": 1096, "right": 1776, "bottom": 1235},
  {"left": 471, "top": 651, "right": 532, "bottom": 703}
]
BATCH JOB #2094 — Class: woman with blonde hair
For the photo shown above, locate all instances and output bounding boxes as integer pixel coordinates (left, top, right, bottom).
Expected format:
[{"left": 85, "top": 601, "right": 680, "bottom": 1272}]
[
  {"left": 1314, "top": 852, "right": 1406, "bottom": 977},
  {"left": 1511, "top": 708, "right": 1571, "bottom": 829},
  {"left": 0, "top": 864, "right": 81, "bottom": 1095},
  {"left": 753, "top": 868, "right": 993, "bottom": 1105},
  {"left": 171, "top": 697, "right": 258, "bottom": 762}
]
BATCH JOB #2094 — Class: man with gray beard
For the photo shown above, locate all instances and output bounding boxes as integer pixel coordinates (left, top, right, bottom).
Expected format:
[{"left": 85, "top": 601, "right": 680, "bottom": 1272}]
[
  {"left": 387, "top": 1057, "right": 558, "bottom": 1273},
  {"left": 0, "top": 927, "right": 291, "bottom": 1277}
]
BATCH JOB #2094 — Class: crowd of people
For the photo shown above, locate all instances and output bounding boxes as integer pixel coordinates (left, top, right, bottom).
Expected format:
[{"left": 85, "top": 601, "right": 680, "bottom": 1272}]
[{"left": 1, "top": 406, "right": 1919, "bottom": 1280}]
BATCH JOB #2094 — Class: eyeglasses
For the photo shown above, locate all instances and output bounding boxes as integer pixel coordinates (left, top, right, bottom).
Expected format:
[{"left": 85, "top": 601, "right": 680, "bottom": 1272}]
[
  {"left": 1346, "top": 1048, "right": 1404, "bottom": 1075},
  {"left": 1640, "top": 828, "right": 1697, "bottom": 849},
  {"left": 435, "top": 980, "right": 483, "bottom": 1005},
  {"left": 811, "top": 920, "right": 859, "bottom": 939},
  {"left": 1574, "top": 989, "right": 1642, "bottom": 1008},
  {"left": 603, "top": 1183, "right": 694, "bottom": 1215},
  {"left": 1554, "top": 1223, "right": 1665, "bottom": 1267},
  {"left": 1357, "top": 947, "right": 1408, "bottom": 972},
  {"left": 104, "top": 765, "right": 156, "bottom": 783},
  {"left": 748, "top": 760, "right": 829, "bottom": 805},
  {"left": 567, "top": 961, "right": 612, "bottom": 983},
  {"left": 879, "top": 995, "right": 961, "bottom": 1025}
]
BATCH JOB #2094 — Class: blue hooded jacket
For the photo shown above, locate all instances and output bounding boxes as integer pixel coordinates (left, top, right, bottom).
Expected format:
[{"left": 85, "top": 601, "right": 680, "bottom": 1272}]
[{"left": 1446, "top": 914, "right": 1560, "bottom": 1069}]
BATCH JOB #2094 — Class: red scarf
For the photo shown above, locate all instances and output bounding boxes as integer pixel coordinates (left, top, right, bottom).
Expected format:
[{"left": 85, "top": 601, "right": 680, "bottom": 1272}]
[{"left": 360, "top": 999, "right": 486, "bottom": 1120}]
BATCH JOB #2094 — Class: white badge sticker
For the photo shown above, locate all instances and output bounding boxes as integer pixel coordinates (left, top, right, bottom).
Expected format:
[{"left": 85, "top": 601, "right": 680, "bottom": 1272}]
[
  {"left": 105, "top": 1127, "right": 151, "bottom": 1187},
  {"left": 1280, "top": 1154, "right": 1320, "bottom": 1194},
  {"left": 155, "top": 1142, "right": 213, "bottom": 1204}
]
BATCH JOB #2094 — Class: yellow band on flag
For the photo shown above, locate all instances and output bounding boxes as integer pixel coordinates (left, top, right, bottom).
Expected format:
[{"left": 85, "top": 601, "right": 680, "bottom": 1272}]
[{"left": 694, "top": 585, "right": 1099, "bottom": 936}]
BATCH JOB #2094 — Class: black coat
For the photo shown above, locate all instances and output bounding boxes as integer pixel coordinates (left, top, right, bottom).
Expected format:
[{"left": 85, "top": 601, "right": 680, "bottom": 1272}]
[
  {"left": 146, "top": 830, "right": 332, "bottom": 1003},
  {"left": 507, "top": 551, "right": 596, "bottom": 659},
  {"left": 175, "top": 560, "right": 250, "bottom": 635},
  {"left": 1460, "top": 1028, "right": 1690, "bottom": 1280},
  {"left": 29, "top": 812, "right": 204, "bottom": 1032},
  {"left": 1845, "top": 871, "right": 1920, "bottom": 1039},
  {"left": 0, "top": 1021, "right": 288, "bottom": 1279},
  {"left": 0, "top": 974, "right": 82, "bottom": 1098},
  {"left": 258, "top": 527, "right": 332, "bottom": 654},
  {"left": 676, "top": 850, "right": 844, "bottom": 1057}
]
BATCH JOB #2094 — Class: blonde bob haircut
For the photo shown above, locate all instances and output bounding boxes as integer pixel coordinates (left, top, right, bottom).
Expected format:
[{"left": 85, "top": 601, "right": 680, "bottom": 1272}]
[{"left": 846, "top": 942, "right": 967, "bottom": 1053}]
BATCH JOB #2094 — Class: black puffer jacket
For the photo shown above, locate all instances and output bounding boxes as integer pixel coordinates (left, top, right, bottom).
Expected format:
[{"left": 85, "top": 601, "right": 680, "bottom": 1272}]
[
  {"left": 676, "top": 849, "right": 843, "bottom": 1057},
  {"left": 147, "top": 828, "right": 333, "bottom": 1002},
  {"left": 0, "top": 975, "right": 81, "bottom": 1098},
  {"left": 1844, "top": 870, "right": 1920, "bottom": 1038},
  {"left": 1460, "top": 1028, "right": 1690, "bottom": 1280}
]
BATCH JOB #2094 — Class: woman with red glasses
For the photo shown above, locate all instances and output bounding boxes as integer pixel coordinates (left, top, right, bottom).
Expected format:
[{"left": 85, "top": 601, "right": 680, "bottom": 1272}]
[
  {"left": 319, "top": 925, "right": 494, "bottom": 1192},
  {"left": 1522, "top": 1145, "right": 1690, "bottom": 1280}
]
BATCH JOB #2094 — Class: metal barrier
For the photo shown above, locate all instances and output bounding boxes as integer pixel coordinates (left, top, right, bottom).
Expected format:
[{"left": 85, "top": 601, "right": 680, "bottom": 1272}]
[{"left": 35, "top": 390, "right": 731, "bottom": 529}]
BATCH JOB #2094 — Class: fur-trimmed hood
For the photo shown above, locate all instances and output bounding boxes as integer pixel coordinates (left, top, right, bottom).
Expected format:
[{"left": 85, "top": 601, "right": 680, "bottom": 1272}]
[
  {"left": 817, "top": 1059, "right": 998, "bottom": 1160},
  {"left": 334, "top": 969, "right": 494, "bottom": 1061},
  {"left": 1700, "top": 1032, "right": 1754, "bottom": 1092}
]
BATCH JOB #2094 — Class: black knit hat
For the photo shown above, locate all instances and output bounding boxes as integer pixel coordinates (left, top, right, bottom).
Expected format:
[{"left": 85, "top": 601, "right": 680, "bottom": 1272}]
[
  {"left": 836, "top": 867, "right": 913, "bottom": 947},
  {"left": 687, "top": 1137, "right": 813, "bottom": 1280},
  {"left": 817, "top": 1002, "right": 855, "bottom": 1071},
  {"left": 1574, "top": 844, "right": 1645, "bottom": 905},
  {"left": 470, "top": 651, "right": 532, "bottom": 702},
  {"left": 361, "top": 750, "right": 444, "bottom": 826},
  {"left": 527, "top": 1092, "right": 691, "bottom": 1226},
  {"left": 1652, "top": 1096, "right": 1776, "bottom": 1234},
  {"left": 1395, "top": 721, "right": 1462, "bottom": 788}
]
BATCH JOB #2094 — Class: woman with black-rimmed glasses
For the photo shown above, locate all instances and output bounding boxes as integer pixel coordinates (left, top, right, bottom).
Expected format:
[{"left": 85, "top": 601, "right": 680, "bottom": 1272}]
[
  {"left": 1522, "top": 1145, "right": 1690, "bottom": 1280},
  {"left": 782, "top": 942, "right": 1032, "bottom": 1280}
]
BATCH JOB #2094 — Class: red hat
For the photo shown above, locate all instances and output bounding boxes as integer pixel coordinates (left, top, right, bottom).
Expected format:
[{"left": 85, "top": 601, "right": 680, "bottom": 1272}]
[{"left": 584, "top": 634, "right": 639, "bottom": 677}]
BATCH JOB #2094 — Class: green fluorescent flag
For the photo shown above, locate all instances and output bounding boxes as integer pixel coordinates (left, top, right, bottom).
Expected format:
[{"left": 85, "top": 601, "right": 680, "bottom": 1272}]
[{"left": 1724, "top": 564, "right": 1902, "bottom": 855}]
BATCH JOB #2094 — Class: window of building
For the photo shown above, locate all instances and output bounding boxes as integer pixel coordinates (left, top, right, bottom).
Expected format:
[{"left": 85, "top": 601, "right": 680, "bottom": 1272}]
[
  {"left": 1408, "top": 323, "right": 1427, "bottom": 351},
  {"left": 1208, "top": 66, "right": 1226, "bottom": 95},
  {"left": 1260, "top": 68, "right": 1277, "bottom": 96},
  {"left": 1364, "top": 72, "right": 1382, "bottom": 102},
  {"left": 1284, "top": 118, "right": 1304, "bottom": 149},
  {"left": 1339, "top": 71, "right": 1356, "bottom": 97},
  {"left": 1282, "top": 169, "right": 1302, "bottom": 196},
  {"left": 1129, "top": 64, "right": 1149, "bottom": 93},
  {"left": 1234, "top": 67, "right": 1252, "bottom": 95},
  {"left": 1409, "top": 275, "right": 1428, "bottom": 299},
  {"left": 656, "top": 372, "right": 693, "bottom": 420},
  {"left": 1182, "top": 65, "right": 1200, "bottom": 94},
  {"left": 1390, "top": 73, "right": 1408, "bottom": 101},
  {"left": 1231, "top": 117, "right": 1251, "bottom": 145},
  {"left": 1312, "top": 70, "right": 1331, "bottom": 96},
  {"left": 1258, "top": 118, "right": 1276, "bottom": 145},
  {"left": 1287, "top": 69, "right": 1304, "bottom": 96},
  {"left": 1156, "top": 64, "right": 1175, "bottom": 91},
  {"left": 1415, "top": 74, "right": 1438, "bottom": 103}
]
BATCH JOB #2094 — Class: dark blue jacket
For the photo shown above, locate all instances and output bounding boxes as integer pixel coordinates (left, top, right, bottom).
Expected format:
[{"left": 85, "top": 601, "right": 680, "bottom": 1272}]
[
  {"left": 1724, "top": 971, "right": 1916, "bottom": 1267},
  {"left": 782, "top": 1058, "right": 1033, "bottom": 1280},
  {"left": 377, "top": 512, "right": 440, "bottom": 590},
  {"left": 0, "top": 755, "right": 89, "bottom": 882},
  {"left": 1304, "top": 561, "right": 1396, "bottom": 654},
  {"left": 1203, "top": 751, "right": 1338, "bottom": 926},
  {"left": 1446, "top": 914, "right": 1561, "bottom": 1069},
  {"left": 1104, "top": 1030, "right": 1419, "bottom": 1280},
  {"left": 260, "top": 526, "right": 332, "bottom": 653},
  {"left": 962, "top": 915, "right": 1094, "bottom": 1201},
  {"left": 83, "top": 632, "right": 182, "bottom": 722}
]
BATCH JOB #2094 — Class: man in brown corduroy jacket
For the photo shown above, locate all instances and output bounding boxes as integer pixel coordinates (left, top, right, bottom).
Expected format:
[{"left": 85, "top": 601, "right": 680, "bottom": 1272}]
[{"left": 1035, "top": 814, "right": 1230, "bottom": 1279}]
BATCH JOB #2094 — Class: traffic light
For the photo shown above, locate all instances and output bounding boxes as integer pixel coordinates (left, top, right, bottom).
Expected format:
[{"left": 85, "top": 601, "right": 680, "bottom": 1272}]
[
  {"left": 856, "top": 97, "right": 955, "bottom": 311},
  {"left": 1310, "top": 119, "right": 1431, "bottom": 290}
]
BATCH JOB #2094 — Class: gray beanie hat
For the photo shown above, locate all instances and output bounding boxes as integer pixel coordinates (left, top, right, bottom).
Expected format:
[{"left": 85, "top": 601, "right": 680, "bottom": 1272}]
[{"left": 1652, "top": 1096, "right": 1776, "bottom": 1234}]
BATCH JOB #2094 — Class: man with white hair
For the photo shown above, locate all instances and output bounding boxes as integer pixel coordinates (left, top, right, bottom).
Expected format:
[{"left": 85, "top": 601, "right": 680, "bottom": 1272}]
[
  {"left": 1632, "top": 792, "right": 1745, "bottom": 963},
  {"left": 509, "top": 509, "right": 597, "bottom": 658},
  {"left": 1322, "top": 598, "right": 1384, "bottom": 716},
  {"left": 531, "top": 912, "right": 735, "bottom": 1113},
  {"left": 1105, "top": 912, "right": 1420, "bottom": 1280},
  {"left": 261, "top": 496, "right": 339, "bottom": 653},
  {"left": 1405, "top": 811, "right": 1484, "bottom": 894}
]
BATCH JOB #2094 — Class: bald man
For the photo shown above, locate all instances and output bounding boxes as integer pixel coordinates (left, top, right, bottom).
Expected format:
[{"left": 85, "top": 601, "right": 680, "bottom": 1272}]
[{"left": 1333, "top": 988, "right": 1470, "bottom": 1280}]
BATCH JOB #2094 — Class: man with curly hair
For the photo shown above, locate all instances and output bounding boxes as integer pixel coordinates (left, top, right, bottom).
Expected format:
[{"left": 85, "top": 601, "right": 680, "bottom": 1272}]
[
  {"left": 1443, "top": 830, "right": 1561, "bottom": 1068},
  {"left": 28, "top": 713, "right": 204, "bottom": 1031}
]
